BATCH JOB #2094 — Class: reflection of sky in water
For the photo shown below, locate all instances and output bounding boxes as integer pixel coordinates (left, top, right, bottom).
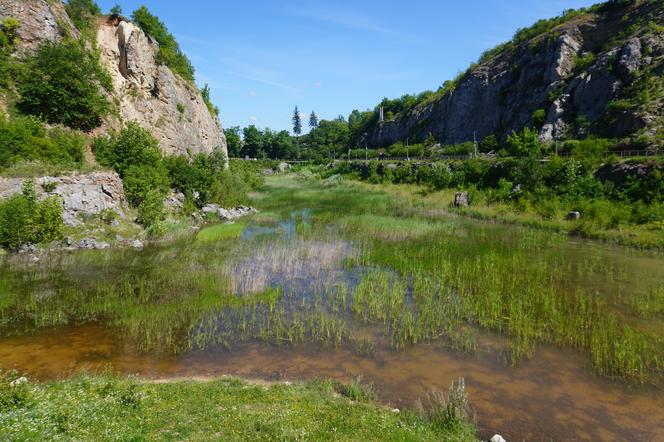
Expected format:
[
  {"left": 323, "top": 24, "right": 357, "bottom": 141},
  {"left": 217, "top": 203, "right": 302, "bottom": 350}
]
[{"left": 242, "top": 208, "right": 311, "bottom": 240}]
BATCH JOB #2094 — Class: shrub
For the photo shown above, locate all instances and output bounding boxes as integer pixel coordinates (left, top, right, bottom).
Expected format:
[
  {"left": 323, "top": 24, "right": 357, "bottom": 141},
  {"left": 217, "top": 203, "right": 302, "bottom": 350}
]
[
  {"left": 416, "top": 379, "right": 470, "bottom": 433},
  {"left": 94, "top": 123, "right": 170, "bottom": 207},
  {"left": 0, "top": 17, "right": 20, "bottom": 54},
  {"left": 0, "top": 180, "right": 64, "bottom": 250},
  {"left": 506, "top": 127, "right": 545, "bottom": 157},
  {"left": 65, "top": 0, "right": 101, "bottom": 33},
  {"left": 18, "top": 40, "right": 110, "bottom": 131},
  {"left": 532, "top": 109, "right": 547, "bottom": 128},
  {"left": 0, "top": 115, "right": 86, "bottom": 169},
  {"left": 137, "top": 188, "right": 165, "bottom": 227},
  {"left": 122, "top": 164, "right": 170, "bottom": 207},
  {"left": 209, "top": 171, "right": 250, "bottom": 207}
]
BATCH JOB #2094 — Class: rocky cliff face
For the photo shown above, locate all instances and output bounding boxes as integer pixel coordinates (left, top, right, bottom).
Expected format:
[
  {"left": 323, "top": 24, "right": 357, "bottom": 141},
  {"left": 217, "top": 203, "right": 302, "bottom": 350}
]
[
  {"left": 0, "top": 0, "right": 228, "bottom": 159},
  {"left": 366, "top": 2, "right": 664, "bottom": 148},
  {"left": 96, "top": 18, "right": 227, "bottom": 157},
  {"left": 0, "top": 0, "right": 79, "bottom": 53}
]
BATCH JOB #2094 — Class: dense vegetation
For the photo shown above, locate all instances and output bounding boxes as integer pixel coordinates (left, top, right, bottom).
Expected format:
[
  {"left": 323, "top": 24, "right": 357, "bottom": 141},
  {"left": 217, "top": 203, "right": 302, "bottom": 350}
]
[
  {"left": 0, "top": 180, "right": 63, "bottom": 250},
  {"left": 324, "top": 146, "right": 664, "bottom": 246},
  {"left": 93, "top": 123, "right": 255, "bottom": 232},
  {"left": 0, "top": 372, "right": 475, "bottom": 441},
  {"left": 17, "top": 39, "right": 111, "bottom": 131}
]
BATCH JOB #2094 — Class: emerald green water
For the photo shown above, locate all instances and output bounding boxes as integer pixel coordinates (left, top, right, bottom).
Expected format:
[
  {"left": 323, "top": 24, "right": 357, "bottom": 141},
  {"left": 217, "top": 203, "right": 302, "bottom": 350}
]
[{"left": 1, "top": 175, "right": 663, "bottom": 440}]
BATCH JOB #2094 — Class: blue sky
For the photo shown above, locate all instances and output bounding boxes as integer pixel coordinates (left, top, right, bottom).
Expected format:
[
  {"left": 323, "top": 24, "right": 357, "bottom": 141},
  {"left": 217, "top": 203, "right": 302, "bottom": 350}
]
[{"left": 97, "top": 0, "right": 597, "bottom": 133}]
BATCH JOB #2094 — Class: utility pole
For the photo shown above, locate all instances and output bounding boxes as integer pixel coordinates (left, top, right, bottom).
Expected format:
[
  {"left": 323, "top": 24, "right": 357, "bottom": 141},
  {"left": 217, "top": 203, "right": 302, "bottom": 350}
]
[
  {"left": 365, "top": 142, "right": 368, "bottom": 161},
  {"left": 348, "top": 148, "right": 351, "bottom": 162},
  {"left": 406, "top": 137, "right": 410, "bottom": 161},
  {"left": 473, "top": 131, "right": 478, "bottom": 158}
]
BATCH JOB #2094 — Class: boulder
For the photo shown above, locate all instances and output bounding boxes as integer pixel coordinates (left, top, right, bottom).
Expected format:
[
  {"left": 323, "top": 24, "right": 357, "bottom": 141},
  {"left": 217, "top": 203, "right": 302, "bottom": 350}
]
[
  {"left": 131, "top": 239, "right": 144, "bottom": 250},
  {"left": 277, "top": 162, "right": 291, "bottom": 173},
  {"left": 454, "top": 192, "right": 470, "bottom": 207},
  {"left": 76, "top": 238, "right": 110, "bottom": 250},
  {"left": 490, "top": 435, "right": 507, "bottom": 442},
  {"left": 566, "top": 211, "right": 582, "bottom": 220}
]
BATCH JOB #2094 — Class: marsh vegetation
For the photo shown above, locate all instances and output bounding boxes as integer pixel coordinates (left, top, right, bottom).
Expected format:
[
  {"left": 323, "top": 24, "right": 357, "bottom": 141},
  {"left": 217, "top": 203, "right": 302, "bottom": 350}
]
[{"left": 1, "top": 173, "right": 664, "bottom": 439}]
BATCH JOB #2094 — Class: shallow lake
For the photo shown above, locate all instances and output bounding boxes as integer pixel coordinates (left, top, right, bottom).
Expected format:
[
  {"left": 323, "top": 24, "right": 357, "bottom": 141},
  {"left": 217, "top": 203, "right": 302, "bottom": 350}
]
[{"left": 1, "top": 176, "right": 663, "bottom": 441}]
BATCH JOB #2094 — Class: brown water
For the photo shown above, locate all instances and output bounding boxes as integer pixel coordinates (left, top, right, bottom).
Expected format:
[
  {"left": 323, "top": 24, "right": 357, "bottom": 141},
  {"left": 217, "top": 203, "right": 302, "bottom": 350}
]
[{"left": 1, "top": 323, "right": 662, "bottom": 441}]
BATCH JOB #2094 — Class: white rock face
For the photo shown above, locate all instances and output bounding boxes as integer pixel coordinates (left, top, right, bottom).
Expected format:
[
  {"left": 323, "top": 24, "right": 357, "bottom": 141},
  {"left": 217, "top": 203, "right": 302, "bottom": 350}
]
[
  {"left": 0, "top": 172, "right": 128, "bottom": 227},
  {"left": 96, "top": 18, "right": 228, "bottom": 158}
]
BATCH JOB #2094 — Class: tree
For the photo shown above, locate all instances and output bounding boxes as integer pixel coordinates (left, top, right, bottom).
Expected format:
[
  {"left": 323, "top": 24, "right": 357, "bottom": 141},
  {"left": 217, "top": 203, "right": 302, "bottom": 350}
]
[
  {"left": 241, "top": 125, "right": 263, "bottom": 158},
  {"left": 110, "top": 4, "right": 122, "bottom": 17},
  {"left": 309, "top": 111, "right": 319, "bottom": 129},
  {"left": 18, "top": 41, "right": 110, "bottom": 131},
  {"left": 292, "top": 106, "right": 302, "bottom": 136},
  {"left": 224, "top": 126, "right": 243, "bottom": 158},
  {"left": 506, "top": 127, "right": 545, "bottom": 157}
]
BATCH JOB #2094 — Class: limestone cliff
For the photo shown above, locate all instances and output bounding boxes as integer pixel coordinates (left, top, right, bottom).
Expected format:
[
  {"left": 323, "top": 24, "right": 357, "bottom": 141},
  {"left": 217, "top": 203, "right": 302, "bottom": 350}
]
[
  {"left": 96, "top": 17, "right": 227, "bottom": 157},
  {"left": 364, "top": 1, "right": 664, "bottom": 148},
  {"left": 0, "top": 0, "right": 228, "bottom": 159}
]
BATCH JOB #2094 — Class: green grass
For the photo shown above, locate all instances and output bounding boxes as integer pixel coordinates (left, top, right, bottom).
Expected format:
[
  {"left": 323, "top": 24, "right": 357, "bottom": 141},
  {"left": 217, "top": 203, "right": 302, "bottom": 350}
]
[
  {"left": 196, "top": 222, "right": 246, "bottom": 242},
  {"left": 0, "top": 373, "right": 476, "bottom": 441}
]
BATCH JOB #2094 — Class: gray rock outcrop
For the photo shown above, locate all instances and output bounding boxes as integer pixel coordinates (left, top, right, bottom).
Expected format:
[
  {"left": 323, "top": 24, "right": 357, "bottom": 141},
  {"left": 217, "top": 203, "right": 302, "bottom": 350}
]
[
  {"left": 363, "top": 3, "right": 664, "bottom": 147},
  {"left": 0, "top": 172, "right": 128, "bottom": 226},
  {"left": 0, "top": 0, "right": 79, "bottom": 53}
]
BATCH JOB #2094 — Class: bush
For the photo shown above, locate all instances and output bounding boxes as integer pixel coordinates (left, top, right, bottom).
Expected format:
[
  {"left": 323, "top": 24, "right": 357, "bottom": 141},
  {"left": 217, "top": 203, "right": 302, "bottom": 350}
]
[
  {"left": 122, "top": 164, "right": 170, "bottom": 207},
  {"left": 506, "top": 127, "right": 545, "bottom": 157},
  {"left": 65, "top": 0, "right": 101, "bottom": 33},
  {"left": 0, "top": 180, "right": 64, "bottom": 250},
  {"left": 94, "top": 123, "right": 170, "bottom": 207},
  {"left": 209, "top": 171, "right": 250, "bottom": 207},
  {"left": 0, "top": 115, "right": 86, "bottom": 169},
  {"left": 137, "top": 188, "right": 165, "bottom": 227},
  {"left": 18, "top": 40, "right": 110, "bottom": 131}
]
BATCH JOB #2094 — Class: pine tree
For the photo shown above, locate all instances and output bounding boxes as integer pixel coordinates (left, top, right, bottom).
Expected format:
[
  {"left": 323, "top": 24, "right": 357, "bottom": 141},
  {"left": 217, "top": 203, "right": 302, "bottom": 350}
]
[
  {"left": 292, "top": 106, "right": 302, "bottom": 136},
  {"left": 110, "top": 4, "right": 122, "bottom": 16},
  {"left": 309, "top": 111, "right": 319, "bottom": 129}
]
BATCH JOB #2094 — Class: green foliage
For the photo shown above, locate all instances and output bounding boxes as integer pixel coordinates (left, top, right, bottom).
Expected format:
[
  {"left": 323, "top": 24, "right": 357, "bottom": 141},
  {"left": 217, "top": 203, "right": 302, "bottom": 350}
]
[
  {"left": 0, "top": 17, "right": 20, "bottom": 54},
  {"left": 137, "top": 188, "right": 165, "bottom": 228},
  {"left": 110, "top": 4, "right": 123, "bottom": 17},
  {"left": 0, "top": 180, "right": 63, "bottom": 250},
  {"left": 201, "top": 83, "right": 219, "bottom": 116},
  {"left": 292, "top": 106, "right": 302, "bottom": 135},
  {"left": 131, "top": 6, "right": 195, "bottom": 82},
  {"left": 479, "top": 135, "right": 499, "bottom": 152},
  {"left": 65, "top": 0, "right": 101, "bottom": 33},
  {"left": 506, "top": 127, "right": 545, "bottom": 157},
  {"left": 93, "top": 123, "right": 169, "bottom": 207},
  {"left": 122, "top": 163, "right": 169, "bottom": 207},
  {"left": 532, "top": 109, "right": 547, "bottom": 128},
  {"left": 224, "top": 126, "right": 243, "bottom": 157},
  {"left": 0, "top": 115, "right": 86, "bottom": 170},
  {"left": 573, "top": 52, "right": 597, "bottom": 73},
  {"left": 18, "top": 40, "right": 110, "bottom": 131},
  {"left": 309, "top": 110, "right": 319, "bottom": 129}
]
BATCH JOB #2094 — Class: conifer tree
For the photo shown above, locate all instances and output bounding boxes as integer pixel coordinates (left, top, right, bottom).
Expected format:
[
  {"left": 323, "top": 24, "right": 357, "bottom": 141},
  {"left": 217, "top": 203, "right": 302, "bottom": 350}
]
[{"left": 292, "top": 106, "right": 302, "bottom": 136}]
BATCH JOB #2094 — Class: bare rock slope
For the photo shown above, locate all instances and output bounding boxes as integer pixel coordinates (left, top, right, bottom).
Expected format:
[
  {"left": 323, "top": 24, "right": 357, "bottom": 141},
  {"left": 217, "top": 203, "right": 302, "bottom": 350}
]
[
  {"left": 364, "top": 2, "right": 664, "bottom": 148},
  {"left": 0, "top": 0, "right": 228, "bottom": 159},
  {"left": 96, "top": 18, "right": 227, "bottom": 157}
]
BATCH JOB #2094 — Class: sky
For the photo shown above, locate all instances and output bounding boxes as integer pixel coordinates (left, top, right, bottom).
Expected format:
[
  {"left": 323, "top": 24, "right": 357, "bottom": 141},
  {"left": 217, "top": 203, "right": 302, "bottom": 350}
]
[{"left": 96, "top": 0, "right": 597, "bottom": 133}]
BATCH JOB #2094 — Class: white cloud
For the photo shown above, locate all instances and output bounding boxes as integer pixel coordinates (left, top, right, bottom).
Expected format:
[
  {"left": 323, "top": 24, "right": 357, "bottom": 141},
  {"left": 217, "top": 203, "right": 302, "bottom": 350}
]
[{"left": 289, "top": 6, "right": 393, "bottom": 34}]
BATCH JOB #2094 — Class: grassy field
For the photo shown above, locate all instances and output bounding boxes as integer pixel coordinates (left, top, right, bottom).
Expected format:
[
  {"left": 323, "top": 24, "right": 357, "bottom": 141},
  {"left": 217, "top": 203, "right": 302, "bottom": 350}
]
[{"left": 0, "top": 373, "right": 475, "bottom": 441}]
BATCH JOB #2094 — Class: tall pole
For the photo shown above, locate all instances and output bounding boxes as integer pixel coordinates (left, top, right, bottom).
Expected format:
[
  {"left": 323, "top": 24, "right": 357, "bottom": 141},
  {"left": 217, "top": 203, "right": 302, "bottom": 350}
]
[
  {"left": 406, "top": 137, "right": 410, "bottom": 161},
  {"left": 473, "top": 131, "right": 478, "bottom": 158},
  {"left": 365, "top": 142, "right": 368, "bottom": 161}
]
